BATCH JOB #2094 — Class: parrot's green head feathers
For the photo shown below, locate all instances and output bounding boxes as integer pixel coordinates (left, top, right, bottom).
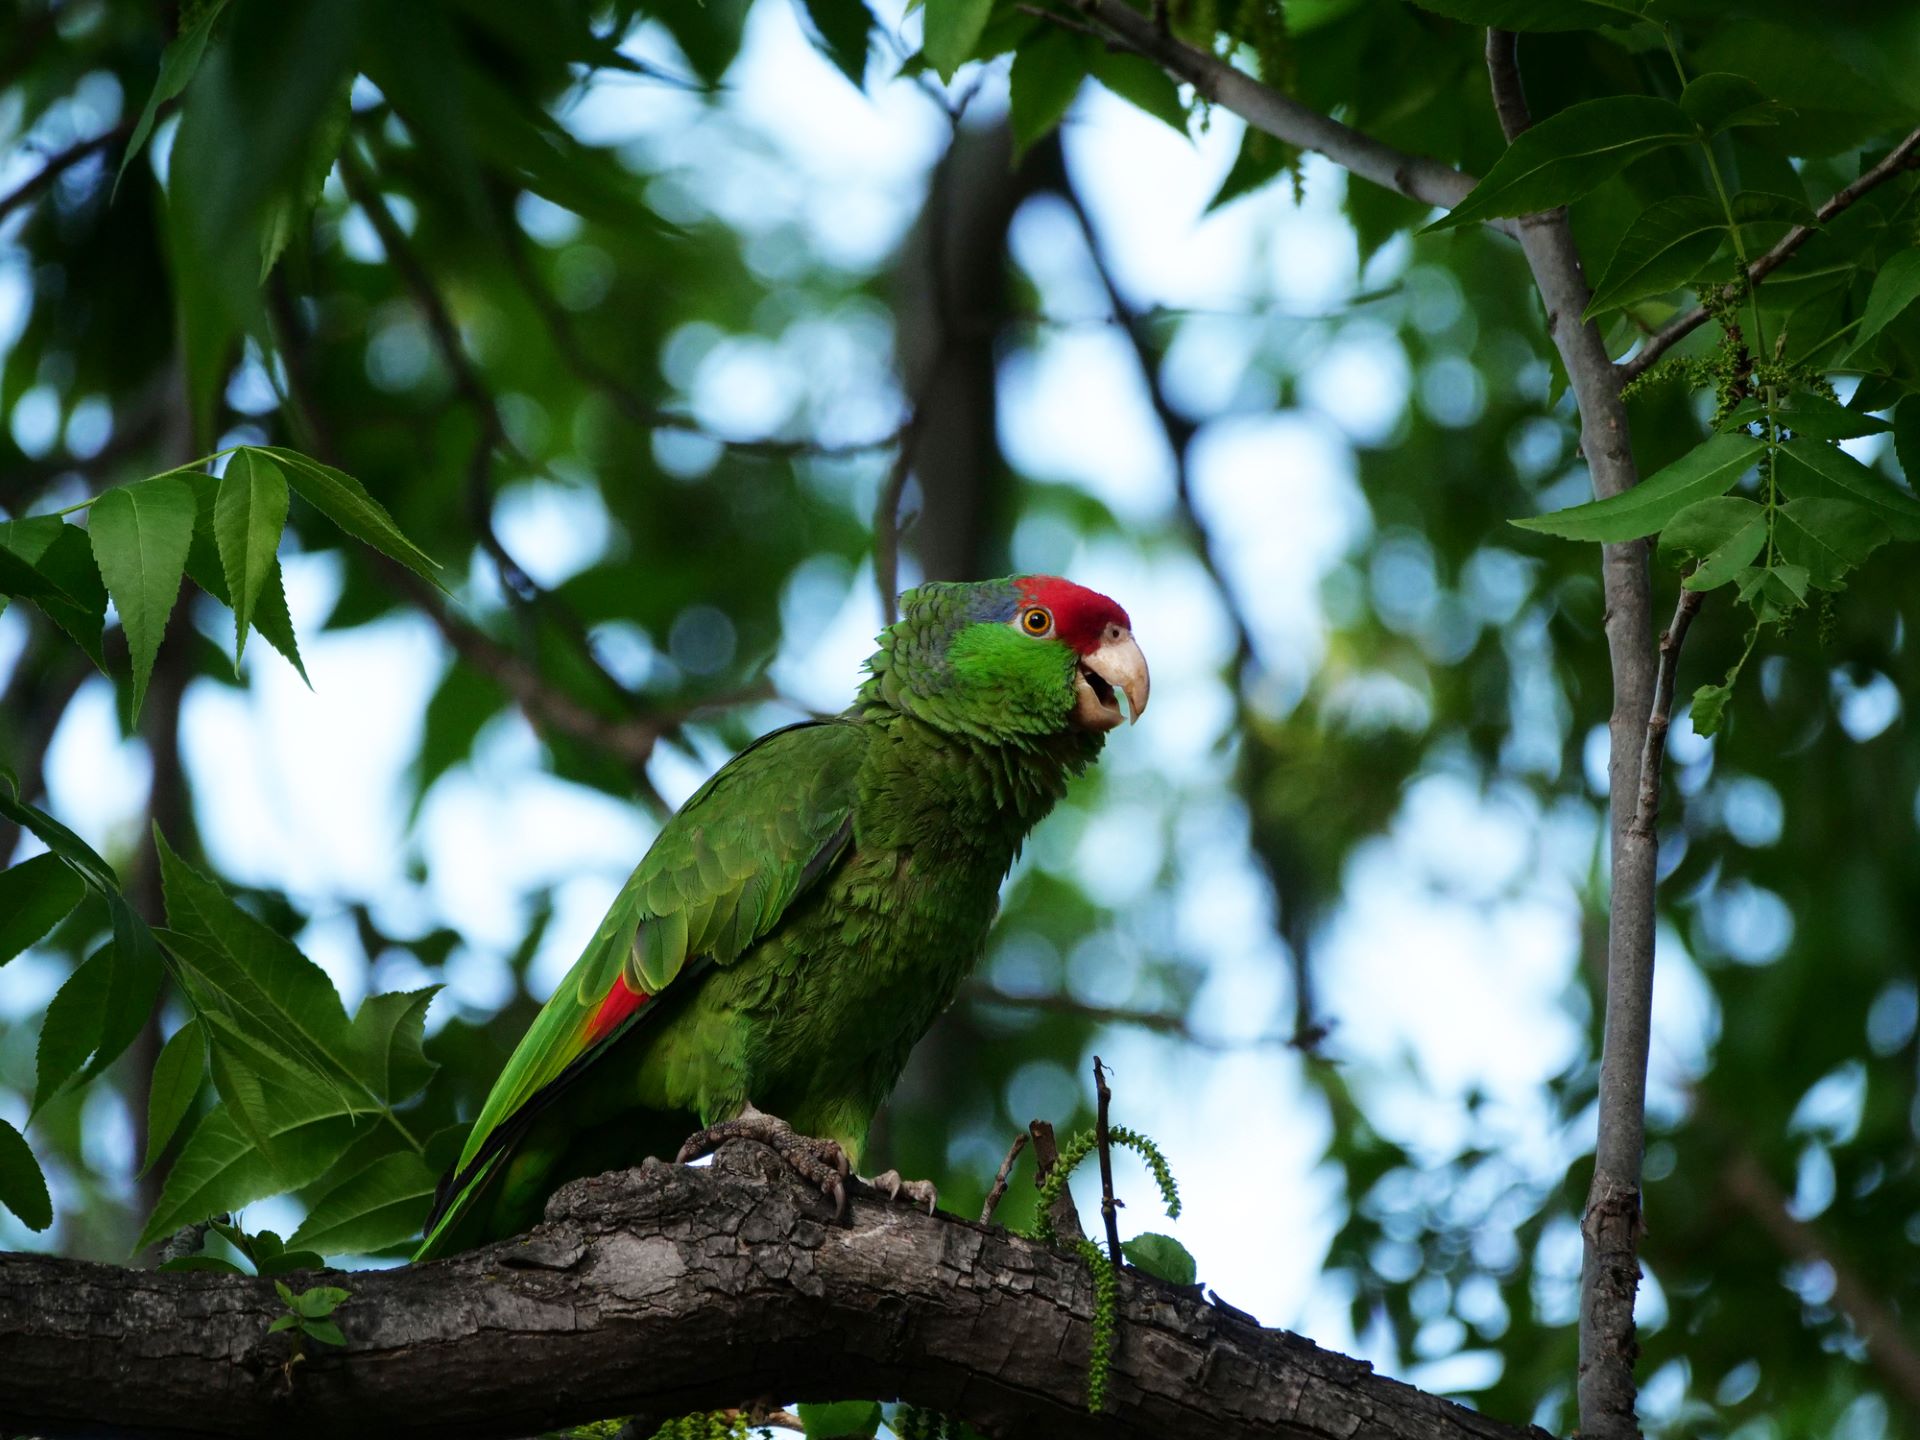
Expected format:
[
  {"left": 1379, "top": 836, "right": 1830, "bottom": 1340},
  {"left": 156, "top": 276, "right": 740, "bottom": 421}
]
[{"left": 858, "top": 576, "right": 1149, "bottom": 746}]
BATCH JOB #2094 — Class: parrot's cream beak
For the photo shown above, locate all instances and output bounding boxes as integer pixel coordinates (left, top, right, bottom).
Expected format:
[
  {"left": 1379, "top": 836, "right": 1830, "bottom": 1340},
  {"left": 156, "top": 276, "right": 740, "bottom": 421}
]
[{"left": 1072, "top": 627, "right": 1150, "bottom": 732}]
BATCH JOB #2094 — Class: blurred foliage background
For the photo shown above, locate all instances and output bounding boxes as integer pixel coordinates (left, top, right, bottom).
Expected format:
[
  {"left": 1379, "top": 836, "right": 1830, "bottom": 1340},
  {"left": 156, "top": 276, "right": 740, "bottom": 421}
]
[{"left": 3, "top": 0, "right": 1920, "bottom": 1435}]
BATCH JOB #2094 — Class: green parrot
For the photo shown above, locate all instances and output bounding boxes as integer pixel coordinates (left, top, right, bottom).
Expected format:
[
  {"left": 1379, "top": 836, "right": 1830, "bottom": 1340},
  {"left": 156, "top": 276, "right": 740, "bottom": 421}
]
[{"left": 414, "top": 575, "right": 1149, "bottom": 1259}]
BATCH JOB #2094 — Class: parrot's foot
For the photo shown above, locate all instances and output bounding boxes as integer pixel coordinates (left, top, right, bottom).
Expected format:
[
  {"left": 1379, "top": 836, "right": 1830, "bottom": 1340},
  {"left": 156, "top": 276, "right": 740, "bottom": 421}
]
[
  {"left": 859, "top": 1169, "right": 939, "bottom": 1216},
  {"left": 676, "top": 1104, "right": 850, "bottom": 1220}
]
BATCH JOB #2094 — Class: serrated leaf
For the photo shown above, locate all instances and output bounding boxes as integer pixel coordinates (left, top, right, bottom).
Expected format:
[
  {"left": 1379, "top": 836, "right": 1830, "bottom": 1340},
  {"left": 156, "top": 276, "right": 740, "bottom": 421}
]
[
  {"left": 143, "top": 1018, "right": 206, "bottom": 1175},
  {"left": 255, "top": 446, "right": 441, "bottom": 588},
  {"left": 1690, "top": 680, "right": 1732, "bottom": 737},
  {"left": 87, "top": 476, "right": 196, "bottom": 722},
  {"left": 0, "top": 519, "right": 109, "bottom": 671},
  {"left": 0, "top": 1119, "right": 51, "bottom": 1232},
  {"left": 1772, "top": 392, "right": 1892, "bottom": 440},
  {"left": 800, "top": 0, "right": 876, "bottom": 87},
  {"left": 292, "top": 1150, "right": 437, "bottom": 1256},
  {"left": 1774, "top": 438, "right": 1920, "bottom": 539},
  {"left": 260, "top": 78, "right": 352, "bottom": 281},
  {"left": 1431, "top": 96, "right": 1692, "bottom": 230},
  {"left": 1207, "top": 125, "right": 1297, "bottom": 213},
  {"left": 116, "top": 0, "right": 229, "bottom": 196},
  {"left": 1091, "top": 50, "right": 1187, "bottom": 136},
  {"left": 1122, "top": 1231, "right": 1198, "bottom": 1285},
  {"left": 32, "top": 945, "right": 111, "bottom": 1115},
  {"left": 183, "top": 471, "right": 309, "bottom": 684},
  {"left": 136, "top": 1097, "right": 361, "bottom": 1250},
  {"left": 1513, "top": 431, "right": 1762, "bottom": 542},
  {"left": 1658, "top": 496, "right": 1767, "bottom": 590},
  {"left": 797, "top": 1400, "right": 883, "bottom": 1440},
  {"left": 349, "top": 988, "right": 441, "bottom": 1104},
  {"left": 1896, "top": 396, "right": 1920, "bottom": 484},
  {"left": 1774, "top": 497, "right": 1888, "bottom": 589},
  {"left": 0, "top": 785, "right": 121, "bottom": 896},
  {"left": 1735, "top": 561, "right": 1810, "bottom": 620},
  {"left": 922, "top": 0, "right": 992, "bottom": 83},
  {"left": 1584, "top": 196, "right": 1724, "bottom": 318},
  {"left": 214, "top": 450, "right": 290, "bottom": 665},
  {"left": 1009, "top": 28, "right": 1093, "bottom": 158},
  {"left": 1852, "top": 249, "right": 1920, "bottom": 352},
  {"left": 1680, "top": 73, "right": 1783, "bottom": 134},
  {"left": 0, "top": 853, "right": 87, "bottom": 966}
]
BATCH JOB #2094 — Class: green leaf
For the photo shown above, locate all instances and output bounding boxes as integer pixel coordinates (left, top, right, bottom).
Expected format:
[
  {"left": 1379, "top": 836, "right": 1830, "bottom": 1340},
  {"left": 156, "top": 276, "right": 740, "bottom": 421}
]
[
  {"left": 1852, "top": 249, "right": 1920, "bottom": 352},
  {"left": 1091, "top": 51, "right": 1187, "bottom": 136},
  {"left": 797, "top": 1400, "right": 884, "bottom": 1440},
  {"left": 255, "top": 1247, "right": 327, "bottom": 1275},
  {"left": 159, "top": 1254, "right": 246, "bottom": 1273},
  {"left": 922, "top": 0, "right": 993, "bottom": 83},
  {"left": 1009, "top": 29, "right": 1093, "bottom": 158},
  {"left": 1432, "top": 96, "right": 1692, "bottom": 230},
  {"left": 213, "top": 449, "right": 290, "bottom": 665},
  {"left": 0, "top": 785, "right": 121, "bottom": 896},
  {"left": 87, "top": 476, "right": 197, "bottom": 722},
  {"left": 1730, "top": 191, "right": 1816, "bottom": 228},
  {"left": 32, "top": 945, "right": 110, "bottom": 1115},
  {"left": 260, "top": 78, "right": 352, "bottom": 281},
  {"left": 156, "top": 833, "right": 356, "bottom": 1086},
  {"left": 348, "top": 988, "right": 441, "bottom": 1104},
  {"left": 1774, "top": 438, "right": 1920, "bottom": 539},
  {"left": 1513, "top": 432, "right": 1762, "bottom": 542},
  {"left": 1773, "top": 497, "right": 1888, "bottom": 588},
  {"left": 292, "top": 1150, "right": 437, "bottom": 1255},
  {"left": 115, "top": 0, "right": 230, "bottom": 196},
  {"left": 1658, "top": 496, "right": 1767, "bottom": 590},
  {"left": 266, "top": 1312, "right": 300, "bottom": 1332},
  {"left": 1680, "top": 73, "right": 1783, "bottom": 134},
  {"left": 1896, "top": 395, "right": 1920, "bottom": 484},
  {"left": 1690, "top": 680, "right": 1732, "bottom": 737},
  {"left": 143, "top": 1018, "right": 206, "bottom": 1175},
  {"left": 137, "top": 1097, "right": 360, "bottom": 1250},
  {"left": 183, "top": 471, "right": 309, "bottom": 684},
  {"left": 1122, "top": 1231, "right": 1198, "bottom": 1285},
  {"left": 1772, "top": 392, "right": 1892, "bottom": 440},
  {"left": 1735, "top": 561, "right": 1810, "bottom": 620},
  {"left": 1584, "top": 196, "right": 1724, "bottom": 319},
  {"left": 0, "top": 1119, "right": 51, "bottom": 1232},
  {"left": 1405, "top": 0, "right": 1632, "bottom": 29},
  {"left": 800, "top": 0, "right": 876, "bottom": 87},
  {"left": 290, "top": 1284, "right": 350, "bottom": 1317},
  {"left": 0, "top": 853, "right": 87, "bottom": 966},
  {"left": 253, "top": 447, "right": 442, "bottom": 588},
  {"left": 302, "top": 1318, "right": 347, "bottom": 1347},
  {"left": 0, "top": 518, "right": 110, "bottom": 671}
]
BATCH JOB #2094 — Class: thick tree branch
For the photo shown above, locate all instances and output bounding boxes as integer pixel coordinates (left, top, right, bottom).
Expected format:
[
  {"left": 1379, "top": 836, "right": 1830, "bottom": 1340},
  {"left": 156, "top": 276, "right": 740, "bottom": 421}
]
[
  {"left": 1484, "top": 31, "right": 1655, "bottom": 1440},
  {"left": 1080, "top": 0, "right": 1514, "bottom": 236},
  {"left": 1620, "top": 127, "right": 1920, "bottom": 384},
  {"left": 0, "top": 1144, "right": 1550, "bottom": 1440}
]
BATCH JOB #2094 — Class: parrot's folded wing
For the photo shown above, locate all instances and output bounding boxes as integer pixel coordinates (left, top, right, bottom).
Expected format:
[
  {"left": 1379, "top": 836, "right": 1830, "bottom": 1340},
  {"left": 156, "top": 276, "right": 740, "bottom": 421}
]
[{"left": 414, "top": 719, "right": 865, "bottom": 1258}]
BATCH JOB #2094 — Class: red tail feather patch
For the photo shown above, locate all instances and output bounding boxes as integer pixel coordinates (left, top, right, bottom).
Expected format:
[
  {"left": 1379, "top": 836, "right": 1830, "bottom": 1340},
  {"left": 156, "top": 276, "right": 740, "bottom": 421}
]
[{"left": 584, "top": 975, "right": 650, "bottom": 1045}]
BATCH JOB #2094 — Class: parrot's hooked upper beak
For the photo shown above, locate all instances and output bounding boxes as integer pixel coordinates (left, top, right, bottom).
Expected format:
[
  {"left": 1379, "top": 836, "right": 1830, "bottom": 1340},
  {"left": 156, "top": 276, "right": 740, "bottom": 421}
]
[{"left": 1071, "top": 626, "right": 1150, "bottom": 732}]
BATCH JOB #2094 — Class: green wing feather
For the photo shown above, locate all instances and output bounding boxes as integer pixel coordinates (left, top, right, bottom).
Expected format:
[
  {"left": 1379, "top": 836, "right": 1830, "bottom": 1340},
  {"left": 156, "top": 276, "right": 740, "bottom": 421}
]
[{"left": 415, "top": 720, "right": 865, "bottom": 1257}]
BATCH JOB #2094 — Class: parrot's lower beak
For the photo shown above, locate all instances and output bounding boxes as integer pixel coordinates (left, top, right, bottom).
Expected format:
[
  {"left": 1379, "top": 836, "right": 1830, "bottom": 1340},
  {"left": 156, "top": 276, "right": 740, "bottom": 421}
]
[{"left": 1072, "top": 631, "right": 1150, "bottom": 732}]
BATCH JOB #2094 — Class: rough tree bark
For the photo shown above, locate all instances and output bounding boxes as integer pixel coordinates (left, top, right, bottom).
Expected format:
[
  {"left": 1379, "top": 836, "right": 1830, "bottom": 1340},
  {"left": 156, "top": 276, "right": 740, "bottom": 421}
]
[{"left": 0, "top": 1143, "right": 1552, "bottom": 1440}]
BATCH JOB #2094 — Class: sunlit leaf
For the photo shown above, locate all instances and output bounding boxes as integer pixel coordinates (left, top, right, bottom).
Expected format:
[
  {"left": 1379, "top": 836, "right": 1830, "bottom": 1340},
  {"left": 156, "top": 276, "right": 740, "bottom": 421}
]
[
  {"left": 1122, "top": 1231, "right": 1198, "bottom": 1285},
  {"left": 923, "top": 0, "right": 993, "bottom": 83},
  {"left": 797, "top": 1400, "right": 883, "bottom": 1440},
  {"left": 254, "top": 446, "right": 443, "bottom": 588}
]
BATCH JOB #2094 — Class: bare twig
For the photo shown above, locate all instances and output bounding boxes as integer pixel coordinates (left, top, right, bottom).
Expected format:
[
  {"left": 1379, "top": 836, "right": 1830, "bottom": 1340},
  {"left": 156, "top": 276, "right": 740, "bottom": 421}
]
[
  {"left": 0, "top": 122, "right": 132, "bottom": 224},
  {"left": 979, "top": 1131, "right": 1031, "bottom": 1224},
  {"left": 1630, "top": 587, "right": 1705, "bottom": 840},
  {"left": 1621, "top": 127, "right": 1920, "bottom": 384},
  {"left": 1092, "top": 1056, "right": 1124, "bottom": 1269},
  {"left": 1079, "top": 0, "right": 1516, "bottom": 236},
  {"left": 872, "top": 423, "right": 920, "bottom": 625},
  {"left": 1028, "top": 1119, "right": 1087, "bottom": 1243},
  {"left": 965, "top": 984, "right": 1290, "bottom": 1051},
  {"left": 1484, "top": 31, "right": 1655, "bottom": 1440}
]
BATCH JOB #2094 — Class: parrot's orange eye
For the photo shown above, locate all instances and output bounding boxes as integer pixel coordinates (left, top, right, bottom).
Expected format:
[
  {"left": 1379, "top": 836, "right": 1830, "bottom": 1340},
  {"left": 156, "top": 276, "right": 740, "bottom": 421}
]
[{"left": 1020, "top": 606, "right": 1054, "bottom": 636}]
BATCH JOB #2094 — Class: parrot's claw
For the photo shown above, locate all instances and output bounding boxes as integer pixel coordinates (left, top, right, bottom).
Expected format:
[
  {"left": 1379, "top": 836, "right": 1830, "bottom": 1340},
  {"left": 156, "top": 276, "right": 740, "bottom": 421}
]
[
  {"left": 676, "top": 1105, "right": 851, "bottom": 1221},
  {"left": 860, "top": 1169, "right": 939, "bottom": 1215}
]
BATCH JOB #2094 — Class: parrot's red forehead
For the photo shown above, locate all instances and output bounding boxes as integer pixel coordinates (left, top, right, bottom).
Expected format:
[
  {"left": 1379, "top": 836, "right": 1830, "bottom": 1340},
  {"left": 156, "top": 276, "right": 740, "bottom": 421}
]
[{"left": 1014, "top": 576, "right": 1131, "bottom": 654}]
